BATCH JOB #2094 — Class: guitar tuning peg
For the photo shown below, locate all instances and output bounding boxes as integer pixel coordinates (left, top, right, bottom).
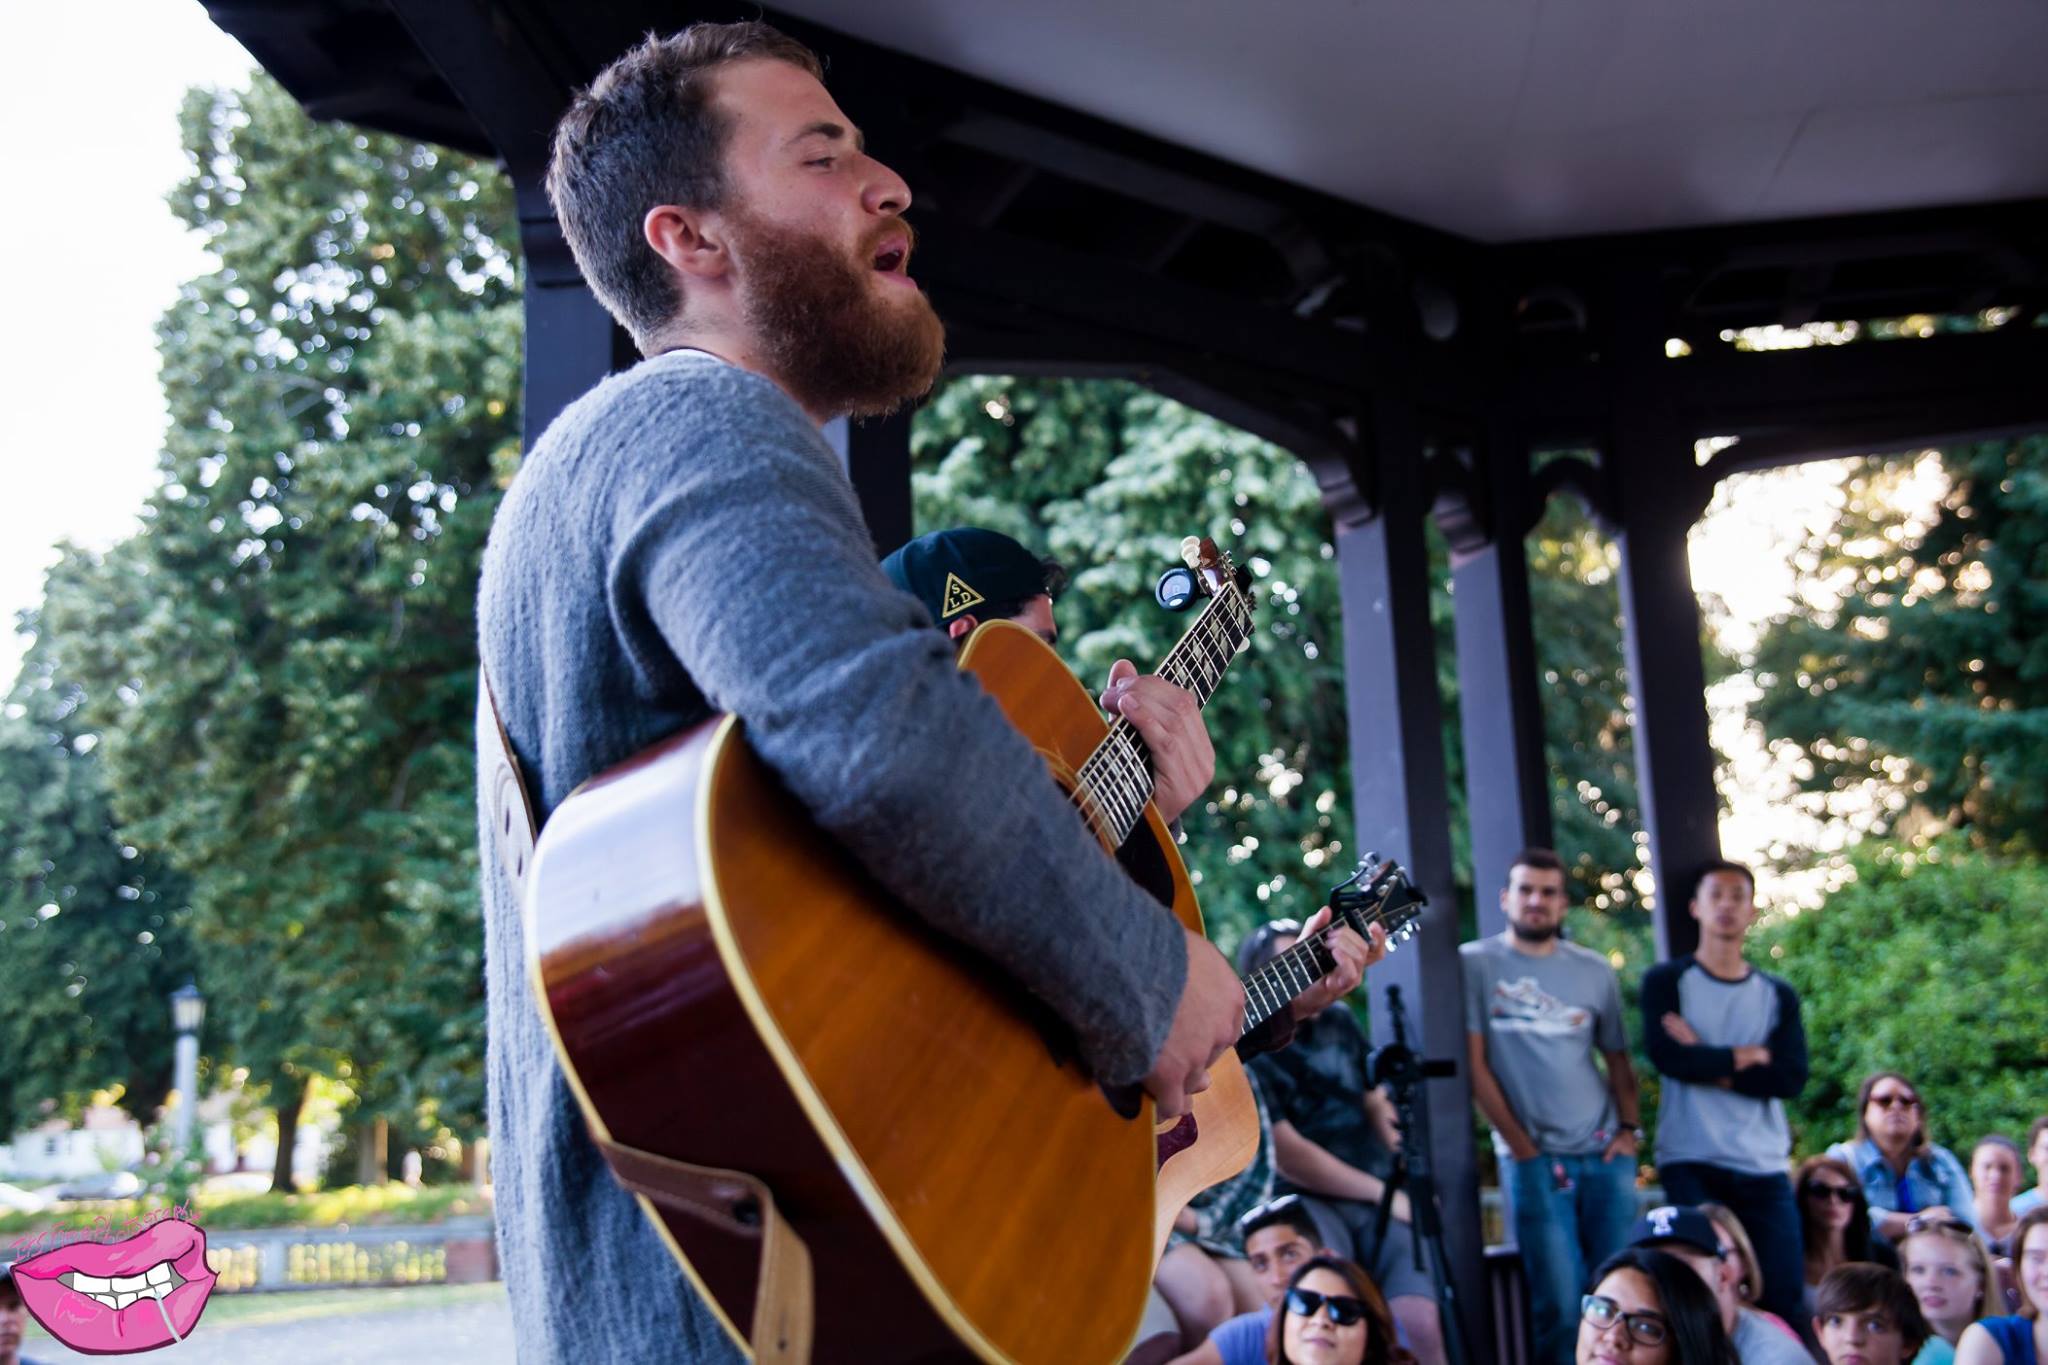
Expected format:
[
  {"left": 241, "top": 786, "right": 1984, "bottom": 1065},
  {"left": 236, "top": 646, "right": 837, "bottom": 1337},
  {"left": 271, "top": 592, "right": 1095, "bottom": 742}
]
[{"left": 1179, "top": 536, "right": 1204, "bottom": 568}]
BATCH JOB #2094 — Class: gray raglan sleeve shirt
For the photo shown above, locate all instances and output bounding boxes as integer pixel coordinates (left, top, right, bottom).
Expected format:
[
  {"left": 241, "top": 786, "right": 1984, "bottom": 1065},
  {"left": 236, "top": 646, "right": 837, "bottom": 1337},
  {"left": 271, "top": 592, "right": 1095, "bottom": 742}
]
[{"left": 587, "top": 354, "right": 1188, "bottom": 1085}]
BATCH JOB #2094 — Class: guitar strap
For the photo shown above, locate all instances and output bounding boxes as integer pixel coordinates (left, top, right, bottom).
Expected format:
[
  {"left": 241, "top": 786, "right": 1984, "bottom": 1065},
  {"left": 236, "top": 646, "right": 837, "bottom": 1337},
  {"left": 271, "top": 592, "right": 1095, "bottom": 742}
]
[
  {"left": 480, "top": 672, "right": 816, "bottom": 1363},
  {"left": 594, "top": 1136, "right": 815, "bottom": 1365}
]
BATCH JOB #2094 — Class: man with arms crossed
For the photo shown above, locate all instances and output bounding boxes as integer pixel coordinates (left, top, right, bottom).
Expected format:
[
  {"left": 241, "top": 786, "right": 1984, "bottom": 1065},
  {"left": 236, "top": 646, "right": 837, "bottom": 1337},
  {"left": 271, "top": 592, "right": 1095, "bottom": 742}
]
[
  {"left": 479, "top": 26, "right": 1246, "bottom": 1361},
  {"left": 1642, "top": 859, "right": 1810, "bottom": 1325},
  {"left": 1461, "top": 846, "right": 1642, "bottom": 1365}
]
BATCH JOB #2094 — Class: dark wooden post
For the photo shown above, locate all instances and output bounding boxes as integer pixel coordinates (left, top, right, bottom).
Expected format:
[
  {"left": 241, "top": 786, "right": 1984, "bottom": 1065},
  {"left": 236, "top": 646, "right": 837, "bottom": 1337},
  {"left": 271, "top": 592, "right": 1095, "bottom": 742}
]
[
  {"left": 1442, "top": 426, "right": 1554, "bottom": 943},
  {"left": 1605, "top": 279, "right": 1721, "bottom": 960},
  {"left": 824, "top": 409, "right": 917, "bottom": 556},
  {"left": 1327, "top": 394, "right": 1492, "bottom": 1358},
  {"left": 514, "top": 181, "right": 636, "bottom": 449}
]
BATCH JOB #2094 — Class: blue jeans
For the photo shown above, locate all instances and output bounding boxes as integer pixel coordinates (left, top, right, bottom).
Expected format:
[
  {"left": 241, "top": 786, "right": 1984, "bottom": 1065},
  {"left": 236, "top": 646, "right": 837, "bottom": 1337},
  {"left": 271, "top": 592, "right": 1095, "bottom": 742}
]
[
  {"left": 1511, "top": 1151, "right": 1640, "bottom": 1365},
  {"left": 1657, "top": 1162, "right": 1804, "bottom": 1323}
]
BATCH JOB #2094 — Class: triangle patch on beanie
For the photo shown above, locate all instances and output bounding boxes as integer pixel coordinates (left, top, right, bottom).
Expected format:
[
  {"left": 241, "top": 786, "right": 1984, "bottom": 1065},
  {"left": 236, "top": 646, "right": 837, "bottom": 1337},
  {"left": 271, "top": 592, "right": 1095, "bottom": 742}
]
[{"left": 940, "top": 572, "right": 985, "bottom": 618}]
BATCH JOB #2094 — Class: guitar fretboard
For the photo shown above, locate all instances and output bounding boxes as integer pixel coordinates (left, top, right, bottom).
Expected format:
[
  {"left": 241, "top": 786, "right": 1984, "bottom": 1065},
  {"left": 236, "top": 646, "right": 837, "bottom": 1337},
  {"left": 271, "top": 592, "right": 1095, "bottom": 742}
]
[
  {"left": 1237, "top": 884, "right": 1402, "bottom": 1037},
  {"left": 1072, "top": 578, "right": 1255, "bottom": 849}
]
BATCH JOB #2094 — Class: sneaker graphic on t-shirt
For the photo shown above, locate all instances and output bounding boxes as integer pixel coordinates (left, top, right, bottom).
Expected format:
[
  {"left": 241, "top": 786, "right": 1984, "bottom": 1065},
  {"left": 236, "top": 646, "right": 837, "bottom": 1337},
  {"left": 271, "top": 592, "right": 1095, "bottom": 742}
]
[{"left": 1489, "top": 976, "right": 1592, "bottom": 1037}]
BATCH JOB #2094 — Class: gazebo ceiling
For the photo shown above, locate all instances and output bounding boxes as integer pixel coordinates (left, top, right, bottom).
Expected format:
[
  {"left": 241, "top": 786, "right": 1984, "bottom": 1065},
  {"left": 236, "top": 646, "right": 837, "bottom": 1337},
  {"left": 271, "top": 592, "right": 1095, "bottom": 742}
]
[
  {"left": 205, "top": 0, "right": 2048, "bottom": 459},
  {"left": 769, "top": 0, "right": 2048, "bottom": 241}
]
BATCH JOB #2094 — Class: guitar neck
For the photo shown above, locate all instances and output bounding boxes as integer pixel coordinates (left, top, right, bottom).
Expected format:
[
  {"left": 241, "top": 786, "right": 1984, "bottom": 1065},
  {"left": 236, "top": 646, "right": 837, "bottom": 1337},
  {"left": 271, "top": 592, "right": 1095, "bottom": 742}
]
[
  {"left": 1074, "top": 583, "right": 1255, "bottom": 848},
  {"left": 1238, "top": 895, "right": 1394, "bottom": 1038}
]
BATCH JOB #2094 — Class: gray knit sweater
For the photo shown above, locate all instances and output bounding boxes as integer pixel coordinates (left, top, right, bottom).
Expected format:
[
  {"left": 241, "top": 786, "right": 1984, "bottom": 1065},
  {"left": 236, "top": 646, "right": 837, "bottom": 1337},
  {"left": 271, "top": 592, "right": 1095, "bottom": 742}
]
[{"left": 474, "top": 350, "right": 1189, "bottom": 1361}]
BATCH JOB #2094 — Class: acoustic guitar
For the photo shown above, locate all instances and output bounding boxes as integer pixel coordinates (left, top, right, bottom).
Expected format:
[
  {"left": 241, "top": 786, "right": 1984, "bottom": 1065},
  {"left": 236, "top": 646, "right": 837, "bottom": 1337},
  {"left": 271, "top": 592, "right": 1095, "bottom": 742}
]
[{"left": 518, "top": 537, "right": 1418, "bottom": 1362}]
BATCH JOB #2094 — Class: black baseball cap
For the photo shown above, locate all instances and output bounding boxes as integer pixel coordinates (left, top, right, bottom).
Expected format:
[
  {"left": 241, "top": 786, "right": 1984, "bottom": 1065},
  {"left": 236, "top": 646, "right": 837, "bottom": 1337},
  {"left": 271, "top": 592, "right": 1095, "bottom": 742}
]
[
  {"left": 1625, "top": 1205, "right": 1721, "bottom": 1258},
  {"left": 880, "top": 527, "right": 1057, "bottom": 624}
]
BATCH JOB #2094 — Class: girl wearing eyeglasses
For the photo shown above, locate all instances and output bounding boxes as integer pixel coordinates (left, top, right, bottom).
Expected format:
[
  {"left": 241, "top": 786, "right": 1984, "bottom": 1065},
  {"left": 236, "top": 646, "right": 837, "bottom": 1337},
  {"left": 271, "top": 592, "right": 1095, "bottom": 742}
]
[
  {"left": 1900, "top": 1215, "right": 2000, "bottom": 1363},
  {"left": 1265, "top": 1255, "right": 1412, "bottom": 1365},
  {"left": 1576, "top": 1247, "right": 1736, "bottom": 1365},
  {"left": 1827, "top": 1073, "right": 1980, "bottom": 1245},
  {"left": 1956, "top": 1205, "right": 2048, "bottom": 1365}
]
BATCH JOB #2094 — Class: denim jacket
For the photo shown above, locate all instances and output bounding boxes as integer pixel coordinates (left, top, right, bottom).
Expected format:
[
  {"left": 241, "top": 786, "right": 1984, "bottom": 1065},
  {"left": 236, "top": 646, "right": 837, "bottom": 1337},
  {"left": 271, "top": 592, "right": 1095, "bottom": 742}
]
[{"left": 1826, "top": 1136, "right": 1979, "bottom": 1235}]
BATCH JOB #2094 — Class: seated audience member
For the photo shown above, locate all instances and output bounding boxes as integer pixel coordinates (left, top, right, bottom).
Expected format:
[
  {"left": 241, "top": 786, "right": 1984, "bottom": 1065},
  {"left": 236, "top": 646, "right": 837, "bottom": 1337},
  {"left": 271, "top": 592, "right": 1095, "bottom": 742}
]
[
  {"left": 1269, "top": 1255, "right": 1414, "bottom": 1365},
  {"left": 1578, "top": 1247, "right": 1739, "bottom": 1365},
  {"left": 1238, "top": 921, "right": 1446, "bottom": 1365},
  {"left": 1624, "top": 1205, "right": 1811, "bottom": 1365},
  {"left": 1956, "top": 1206, "right": 2048, "bottom": 1365},
  {"left": 1901, "top": 1214, "right": 2002, "bottom": 1364},
  {"left": 1828, "top": 1073, "right": 1979, "bottom": 1241},
  {"left": 1804, "top": 1154, "right": 1899, "bottom": 1302},
  {"left": 1696, "top": 1201, "right": 1803, "bottom": 1340},
  {"left": 2, "top": 1262, "right": 52, "bottom": 1365},
  {"left": 1974, "top": 1137, "right": 2028, "bottom": 1258},
  {"left": 1152, "top": 911, "right": 1378, "bottom": 1348},
  {"left": 1169, "top": 1196, "right": 1331, "bottom": 1365},
  {"left": 2014, "top": 1120, "right": 2048, "bottom": 1220},
  {"left": 1813, "top": 1264, "right": 1932, "bottom": 1365}
]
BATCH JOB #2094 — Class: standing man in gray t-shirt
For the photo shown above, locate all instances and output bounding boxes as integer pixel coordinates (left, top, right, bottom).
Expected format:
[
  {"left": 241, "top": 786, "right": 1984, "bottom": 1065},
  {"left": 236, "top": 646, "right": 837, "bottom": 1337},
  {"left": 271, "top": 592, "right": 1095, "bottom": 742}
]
[{"left": 1461, "top": 847, "right": 1643, "bottom": 1365}]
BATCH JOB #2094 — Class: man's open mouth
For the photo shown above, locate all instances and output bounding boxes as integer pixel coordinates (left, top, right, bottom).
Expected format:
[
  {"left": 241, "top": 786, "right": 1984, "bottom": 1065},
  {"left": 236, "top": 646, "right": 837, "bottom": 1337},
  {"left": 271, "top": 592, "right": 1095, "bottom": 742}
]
[{"left": 872, "top": 234, "right": 910, "bottom": 275}]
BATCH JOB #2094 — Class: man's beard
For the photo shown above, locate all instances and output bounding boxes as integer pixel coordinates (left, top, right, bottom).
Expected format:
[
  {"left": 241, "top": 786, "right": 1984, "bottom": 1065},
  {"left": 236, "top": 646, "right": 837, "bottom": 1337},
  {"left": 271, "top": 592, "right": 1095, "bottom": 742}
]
[
  {"left": 730, "top": 208, "right": 946, "bottom": 419},
  {"left": 1509, "top": 919, "right": 1561, "bottom": 944}
]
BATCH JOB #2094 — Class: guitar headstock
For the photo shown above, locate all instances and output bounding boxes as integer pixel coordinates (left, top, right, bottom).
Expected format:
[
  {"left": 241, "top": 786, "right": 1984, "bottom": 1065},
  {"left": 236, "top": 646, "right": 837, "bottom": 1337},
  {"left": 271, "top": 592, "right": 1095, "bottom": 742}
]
[
  {"left": 1327, "top": 852, "right": 1426, "bottom": 949},
  {"left": 1178, "top": 535, "right": 1255, "bottom": 605}
]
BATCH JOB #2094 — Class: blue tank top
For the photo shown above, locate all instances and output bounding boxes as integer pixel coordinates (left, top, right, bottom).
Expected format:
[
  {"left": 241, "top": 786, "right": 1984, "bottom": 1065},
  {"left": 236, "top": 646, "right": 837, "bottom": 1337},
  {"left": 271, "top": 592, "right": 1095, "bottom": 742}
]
[{"left": 1982, "top": 1317, "right": 2039, "bottom": 1365}]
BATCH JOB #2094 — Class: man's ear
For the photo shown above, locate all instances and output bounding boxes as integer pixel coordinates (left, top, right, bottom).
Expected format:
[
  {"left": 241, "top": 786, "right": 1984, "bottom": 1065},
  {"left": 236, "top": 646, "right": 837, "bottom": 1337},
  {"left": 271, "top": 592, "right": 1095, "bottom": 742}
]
[
  {"left": 643, "top": 204, "right": 729, "bottom": 282},
  {"left": 945, "top": 614, "right": 980, "bottom": 641}
]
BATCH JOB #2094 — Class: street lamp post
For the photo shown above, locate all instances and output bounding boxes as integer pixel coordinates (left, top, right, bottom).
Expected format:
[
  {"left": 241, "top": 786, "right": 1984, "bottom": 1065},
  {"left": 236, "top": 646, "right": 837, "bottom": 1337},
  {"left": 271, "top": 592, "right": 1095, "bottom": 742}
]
[{"left": 169, "top": 981, "right": 206, "bottom": 1156}]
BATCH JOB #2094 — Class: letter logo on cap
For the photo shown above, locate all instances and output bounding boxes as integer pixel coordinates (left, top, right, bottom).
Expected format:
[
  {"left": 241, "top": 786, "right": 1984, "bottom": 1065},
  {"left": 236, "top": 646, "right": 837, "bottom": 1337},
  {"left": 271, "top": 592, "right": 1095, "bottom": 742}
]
[
  {"left": 1648, "top": 1206, "right": 1678, "bottom": 1237},
  {"left": 940, "top": 573, "right": 984, "bottom": 618}
]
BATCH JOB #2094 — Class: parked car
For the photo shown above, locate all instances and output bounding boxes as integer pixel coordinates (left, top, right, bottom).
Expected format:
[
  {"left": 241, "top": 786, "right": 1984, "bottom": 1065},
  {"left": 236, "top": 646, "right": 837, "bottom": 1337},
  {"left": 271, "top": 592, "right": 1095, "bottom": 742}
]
[
  {"left": 0, "top": 1181, "right": 48, "bottom": 1213},
  {"left": 52, "top": 1170, "right": 143, "bottom": 1201}
]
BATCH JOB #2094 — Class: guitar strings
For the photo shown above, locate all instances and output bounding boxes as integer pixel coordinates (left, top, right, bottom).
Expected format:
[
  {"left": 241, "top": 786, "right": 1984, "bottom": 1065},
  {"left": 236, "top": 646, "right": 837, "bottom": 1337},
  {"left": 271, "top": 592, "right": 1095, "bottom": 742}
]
[
  {"left": 1072, "top": 578, "right": 1251, "bottom": 841},
  {"left": 1239, "top": 893, "right": 1406, "bottom": 1037}
]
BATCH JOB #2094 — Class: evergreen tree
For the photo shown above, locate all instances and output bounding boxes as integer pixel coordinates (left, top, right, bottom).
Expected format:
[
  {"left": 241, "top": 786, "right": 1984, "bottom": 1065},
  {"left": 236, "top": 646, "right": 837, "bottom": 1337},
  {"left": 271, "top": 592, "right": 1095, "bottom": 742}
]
[{"left": 1750, "top": 436, "right": 2048, "bottom": 853}]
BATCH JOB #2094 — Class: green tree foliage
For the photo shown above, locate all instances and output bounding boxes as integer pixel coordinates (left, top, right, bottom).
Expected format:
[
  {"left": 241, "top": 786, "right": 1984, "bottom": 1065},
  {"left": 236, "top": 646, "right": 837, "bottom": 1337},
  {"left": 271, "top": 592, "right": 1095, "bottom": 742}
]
[
  {"left": 911, "top": 378, "right": 1352, "bottom": 960},
  {"left": 910, "top": 381, "right": 1649, "bottom": 969},
  {"left": 1758, "top": 839, "right": 2048, "bottom": 1156},
  {"left": 0, "top": 552, "right": 197, "bottom": 1133},
  {"left": 28, "top": 74, "right": 520, "bottom": 1162},
  {"left": 1750, "top": 435, "right": 2048, "bottom": 853}
]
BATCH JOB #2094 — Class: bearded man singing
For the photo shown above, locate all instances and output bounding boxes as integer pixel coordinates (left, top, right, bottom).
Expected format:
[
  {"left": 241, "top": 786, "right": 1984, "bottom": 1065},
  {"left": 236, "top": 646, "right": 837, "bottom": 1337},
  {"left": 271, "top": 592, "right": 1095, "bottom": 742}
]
[{"left": 474, "top": 23, "right": 1263, "bottom": 1362}]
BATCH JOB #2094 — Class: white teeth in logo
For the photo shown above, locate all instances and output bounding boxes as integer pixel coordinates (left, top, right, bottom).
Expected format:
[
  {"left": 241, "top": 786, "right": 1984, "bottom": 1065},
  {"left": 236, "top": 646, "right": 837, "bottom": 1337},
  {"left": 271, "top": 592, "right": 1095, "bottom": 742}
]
[
  {"left": 59, "top": 1260, "right": 182, "bottom": 1311},
  {"left": 1648, "top": 1207, "right": 1678, "bottom": 1236}
]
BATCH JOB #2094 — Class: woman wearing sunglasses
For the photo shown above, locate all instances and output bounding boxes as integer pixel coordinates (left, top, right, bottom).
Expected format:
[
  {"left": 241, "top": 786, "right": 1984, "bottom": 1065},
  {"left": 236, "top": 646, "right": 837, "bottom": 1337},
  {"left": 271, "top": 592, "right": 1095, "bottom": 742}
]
[
  {"left": 1803, "top": 1154, "right": 1899, "bottom": 1334},
  {"left": 1577, "top": 1247, "right": 1737, "bottom": 1365},
  {"left": 1900, "top": 1213, "right": 2001, "bottom": 1363},
  {"left": 1265, "top": 1255, "right": 1413, "bottom": 1365},
  {"left": 1827, "top": 1073, "right": 1980, "bottom": 1243}
]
